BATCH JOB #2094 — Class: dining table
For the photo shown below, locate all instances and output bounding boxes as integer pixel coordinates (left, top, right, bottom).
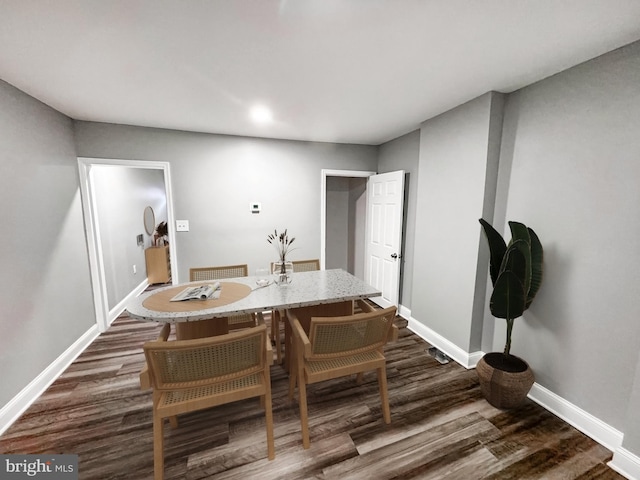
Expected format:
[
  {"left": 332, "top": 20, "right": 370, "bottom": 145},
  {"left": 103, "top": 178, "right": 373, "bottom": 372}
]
[{"left": 126, "top": 268, "right": 382, "bottom": 364}]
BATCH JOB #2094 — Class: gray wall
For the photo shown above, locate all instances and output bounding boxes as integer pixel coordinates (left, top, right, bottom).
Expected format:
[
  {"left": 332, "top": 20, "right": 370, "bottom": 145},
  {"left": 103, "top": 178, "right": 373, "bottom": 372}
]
[
  {"left": 325, "top": 176, "right": 367, "bottom": 276},
  {"left": 403, "top": 41, "right": 640, "bottom": 458},
  {"left": 495, "top": 41, "right": 640, "bottom": 447},
  {"left": 74, "top": 122, "right": 378, "bottom": 282},
  {"left": 411, "top": 92, "right": 504, "bottom": 352},
  {"left": 348, "top": 177, "right": 367, "bottom": 279},
  {"left": 92, "top": 166, "right": 166, "bottom": 309},
  {"left": 378, "top": 129, "right": 420, "bottom": 310},
  {"left": 626, "top": 354, "right": 640, "bottom": 452},
  {"left": 325, "top": 176, "right": 351, "bottom": 270},
  {"left": 0, "top": 79, "right": 95, "bottom": 407}
]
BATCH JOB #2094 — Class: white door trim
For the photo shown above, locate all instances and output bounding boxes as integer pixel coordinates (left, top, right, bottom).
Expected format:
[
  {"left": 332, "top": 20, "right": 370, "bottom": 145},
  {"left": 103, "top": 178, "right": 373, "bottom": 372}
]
[
  {"left": 77, "top": 157, "right": 177, "bottom": 332},
  {"left": 320, "top": 169, "right": 376, "bottom": 270}
]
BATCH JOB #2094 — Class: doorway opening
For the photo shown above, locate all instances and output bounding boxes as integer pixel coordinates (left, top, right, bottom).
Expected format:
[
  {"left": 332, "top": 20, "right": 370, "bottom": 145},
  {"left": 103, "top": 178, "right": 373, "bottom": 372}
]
[
  {"left": 78, "top": 157, "right": 177, "bottom": 332},
  {"left": 321, "top": 169, "right": 375, "bottom": 280}
]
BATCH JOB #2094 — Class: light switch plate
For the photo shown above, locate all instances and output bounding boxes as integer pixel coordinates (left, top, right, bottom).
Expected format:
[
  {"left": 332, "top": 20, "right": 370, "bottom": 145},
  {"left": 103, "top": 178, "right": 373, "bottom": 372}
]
[
  {"left": 250, "top": 202, "right": 261, "bottom": 214},
  {"left": 176, "top": 220, "right": 189, "bottom": 232}
]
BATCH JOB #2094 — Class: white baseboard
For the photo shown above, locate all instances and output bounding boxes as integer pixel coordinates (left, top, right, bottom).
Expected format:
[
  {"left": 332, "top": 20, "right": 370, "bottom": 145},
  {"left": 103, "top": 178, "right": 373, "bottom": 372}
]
[
  {"left": 107, "top": 279, "right": 149, "bottom": 326},
  {"left": 527, "top": 383, "right": 623, "bottom": 451},
  {"left": 407, "top": 316, "right": 637, "bottom": 480},
  {"left": 609, "top": 447, "right": 640, "bottom": 480},
  {"left": 407, "top": 316, "right": 483, "bottom": 369},
  {"left": 398, "top": 304, "right": 411, "bottom": 321},
  {"left": 0, "top": 324, "right": 100, "bottom": 436}
]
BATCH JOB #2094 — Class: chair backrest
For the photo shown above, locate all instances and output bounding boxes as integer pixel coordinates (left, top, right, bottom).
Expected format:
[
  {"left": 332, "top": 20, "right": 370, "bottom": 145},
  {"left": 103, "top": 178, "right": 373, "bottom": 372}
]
[
  {"left": 190, "top": 264, "right": 249, "bottom": 282},
  {"left": 291, "top": 259, "right": 320, "bottom": 273},
  {"left": 308, "top": 305, "right": 397, "bottom": 359},
  {"left": 144, "top": 325, "right": 267, "bottom": 391}
]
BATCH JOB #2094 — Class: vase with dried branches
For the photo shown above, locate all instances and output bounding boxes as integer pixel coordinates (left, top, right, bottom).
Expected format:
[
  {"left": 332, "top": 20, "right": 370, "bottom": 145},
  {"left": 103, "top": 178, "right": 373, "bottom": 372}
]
[{"left": 267, "top": 229, "right": 296, "bottom": 284}]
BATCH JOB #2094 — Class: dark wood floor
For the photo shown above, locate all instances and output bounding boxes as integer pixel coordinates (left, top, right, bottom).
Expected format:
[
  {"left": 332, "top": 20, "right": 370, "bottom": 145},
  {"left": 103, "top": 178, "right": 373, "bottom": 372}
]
[{"left": 0, "top": 311, "right": 623, "bottom": 479}]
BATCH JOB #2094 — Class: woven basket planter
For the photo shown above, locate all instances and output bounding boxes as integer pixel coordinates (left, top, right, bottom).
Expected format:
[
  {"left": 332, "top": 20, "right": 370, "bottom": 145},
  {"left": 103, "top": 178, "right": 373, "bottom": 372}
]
[{"left": 476, "top": 352, "right": 534, "bottom": 409}]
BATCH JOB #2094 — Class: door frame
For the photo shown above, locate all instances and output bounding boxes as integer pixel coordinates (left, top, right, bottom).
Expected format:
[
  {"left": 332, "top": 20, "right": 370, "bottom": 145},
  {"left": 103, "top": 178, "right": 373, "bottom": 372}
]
[
  {"left": 320, "top": 169, "right": 376, "bottom": 270},
  {"left": 77, "top": 157, "right": 177, "bottom": 332}
]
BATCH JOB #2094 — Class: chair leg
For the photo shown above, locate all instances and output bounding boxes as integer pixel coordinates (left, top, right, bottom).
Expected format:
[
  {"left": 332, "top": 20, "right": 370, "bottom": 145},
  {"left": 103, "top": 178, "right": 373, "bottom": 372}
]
[
  {"left": 284, "top": 318, "right": 292, "bottom": 372},
  {"left": 377, "top": 366, "right": 391, "bottom": 424},
  {"left": 153, "top": 410, "right": 164, "bottom": 480},
  {"left": 272, "top": 311, "right": 282, "bottom": 364},
  {"left": 298, "top": 377, "right": 310, "bottom": 449},
  {"left": 169, "top": 416, "right": 178, "bottom": 429},
  {"left": 270, "top": 311, "right": 276, "bottom": 342},
  {"left": 288, "top": 369, "right": 297, "bottom": 400},
  {"left": 264, "top": 386, "right": 275, "bottom": 460},
  {"left": 287, "top": 342, "right": 298, "bottom": 400}
]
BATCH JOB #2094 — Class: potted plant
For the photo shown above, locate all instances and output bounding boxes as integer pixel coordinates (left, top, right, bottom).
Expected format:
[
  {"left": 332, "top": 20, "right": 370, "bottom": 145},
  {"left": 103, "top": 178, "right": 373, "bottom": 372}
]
[
  {"left": 476, "top": 218, "right": 543, "bottom": 409},
  {"left": 154, "top": 221, "right": 169, "bottom": 246}
]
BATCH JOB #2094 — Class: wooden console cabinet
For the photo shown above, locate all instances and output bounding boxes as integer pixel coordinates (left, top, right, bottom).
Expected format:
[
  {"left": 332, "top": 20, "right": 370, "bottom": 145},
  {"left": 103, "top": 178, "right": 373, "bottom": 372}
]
[{"left": 145, "top": 245, "right": 171, "bottom": 284}]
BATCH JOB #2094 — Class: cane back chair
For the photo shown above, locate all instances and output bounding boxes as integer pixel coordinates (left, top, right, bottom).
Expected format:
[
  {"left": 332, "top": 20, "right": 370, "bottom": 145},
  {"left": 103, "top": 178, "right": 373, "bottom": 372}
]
[
  {"left": 287, "top": 300, "right": 398, "bottom": 448},
  {"left": 143, "top": 323, "right": 275, "bottom": 479},
  {"left": 189, "top": 264, "right": 257, "bottom": 330}
]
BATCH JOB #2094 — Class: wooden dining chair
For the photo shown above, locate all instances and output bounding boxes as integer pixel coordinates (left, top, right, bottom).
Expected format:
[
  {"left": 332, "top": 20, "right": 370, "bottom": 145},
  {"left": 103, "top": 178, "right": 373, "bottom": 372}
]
[
  {"left": 190, "top": 264, "right": 248, "bottom": 281},
  {"left": 189, "top": 264, "right": 256, "bottom": 330},
  {"left": 143, "top": 323, "right": 275, "bottom": 480},
  {"left": 287, "top": 300, "right": 398, "bottom": 449},
  {"left": 270, "top": 259, "right": 321, "bottom": 364},
  {"left": 291, "top": 259, "right": 321, "bottom": 272}
]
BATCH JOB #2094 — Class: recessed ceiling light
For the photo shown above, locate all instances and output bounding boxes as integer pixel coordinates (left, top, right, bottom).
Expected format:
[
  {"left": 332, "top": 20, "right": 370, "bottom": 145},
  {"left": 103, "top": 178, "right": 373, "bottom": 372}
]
[{"left": 250, "top": 105, "right": 273, "bottom": 124}]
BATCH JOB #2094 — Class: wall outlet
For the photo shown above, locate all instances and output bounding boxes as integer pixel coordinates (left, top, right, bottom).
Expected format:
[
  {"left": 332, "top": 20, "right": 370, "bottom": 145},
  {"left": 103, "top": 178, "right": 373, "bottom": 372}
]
[{"left": 176, "top": 220, "right": 189, "bottom": 232}]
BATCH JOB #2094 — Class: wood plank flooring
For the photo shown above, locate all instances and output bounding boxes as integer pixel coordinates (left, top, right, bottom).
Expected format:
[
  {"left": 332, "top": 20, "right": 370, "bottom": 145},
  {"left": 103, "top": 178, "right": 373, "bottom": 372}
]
[{"left": 0, "top": 312, "right": 623, "bottom": 479}]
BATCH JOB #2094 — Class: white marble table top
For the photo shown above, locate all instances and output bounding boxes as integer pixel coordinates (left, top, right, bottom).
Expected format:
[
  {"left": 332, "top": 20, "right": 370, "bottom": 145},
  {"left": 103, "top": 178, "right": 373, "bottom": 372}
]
[{"left": 126, "top": 269, "right": 381, "bottom": 324}]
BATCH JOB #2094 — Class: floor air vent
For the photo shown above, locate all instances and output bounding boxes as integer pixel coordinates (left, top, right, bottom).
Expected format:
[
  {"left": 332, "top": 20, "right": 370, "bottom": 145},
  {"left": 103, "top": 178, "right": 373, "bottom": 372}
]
[{"left": 427, "top": 346, "right": 450, "bottom": 364}]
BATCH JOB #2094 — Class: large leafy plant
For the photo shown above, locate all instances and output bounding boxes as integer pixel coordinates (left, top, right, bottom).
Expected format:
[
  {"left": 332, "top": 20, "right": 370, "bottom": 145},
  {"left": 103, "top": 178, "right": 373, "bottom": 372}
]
[{"left": 479, "top": 219, "right": 543, "bottom": 356}]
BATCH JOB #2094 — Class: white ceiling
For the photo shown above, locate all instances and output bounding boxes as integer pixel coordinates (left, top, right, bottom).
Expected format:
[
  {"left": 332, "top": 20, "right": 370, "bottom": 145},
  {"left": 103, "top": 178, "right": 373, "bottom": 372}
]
[{"left": 2, "top": 1, "right": 640, "bottom": 146}]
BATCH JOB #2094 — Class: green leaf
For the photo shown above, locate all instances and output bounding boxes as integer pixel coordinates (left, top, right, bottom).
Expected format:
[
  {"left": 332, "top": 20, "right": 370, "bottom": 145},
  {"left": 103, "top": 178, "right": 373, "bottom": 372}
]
[
  {"left": 503, "top": 239, "right": 531, "bottom": 299},
  {"left": 508, "top": 221, "right": 530, "bottom": 247},
  {"left": 526, "top": 227, "right": 544, "bottom": 308},
  {"left": 490, "top": 270, "right": 526, "bottom": 321},
  {"left": 479, "top": 219, "right": 507, "bottom": 286}
]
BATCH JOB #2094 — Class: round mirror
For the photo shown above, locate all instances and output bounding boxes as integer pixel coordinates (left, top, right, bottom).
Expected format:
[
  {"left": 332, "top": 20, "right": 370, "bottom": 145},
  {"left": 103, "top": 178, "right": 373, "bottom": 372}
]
[{"left": 143, "top": 206, "right": 155, "bottom": 235}]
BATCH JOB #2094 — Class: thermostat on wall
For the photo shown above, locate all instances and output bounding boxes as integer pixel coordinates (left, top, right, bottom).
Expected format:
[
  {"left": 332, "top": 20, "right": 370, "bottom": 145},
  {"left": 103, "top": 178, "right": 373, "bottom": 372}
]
[{"left": 250, "top": 202, "right": 261, "bottom": 214}]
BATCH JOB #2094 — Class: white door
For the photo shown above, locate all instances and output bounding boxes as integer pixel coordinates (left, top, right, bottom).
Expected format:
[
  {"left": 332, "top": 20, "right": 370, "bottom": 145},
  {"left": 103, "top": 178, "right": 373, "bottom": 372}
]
[{"left": 365, "top": 170, "right": 405, "bottom": 308}]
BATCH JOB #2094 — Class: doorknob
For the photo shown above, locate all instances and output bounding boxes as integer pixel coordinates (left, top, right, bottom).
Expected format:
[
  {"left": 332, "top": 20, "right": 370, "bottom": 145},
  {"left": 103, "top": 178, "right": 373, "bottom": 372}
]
[{"left": 391, "top": 253, "right": 400, "bottom": 259}]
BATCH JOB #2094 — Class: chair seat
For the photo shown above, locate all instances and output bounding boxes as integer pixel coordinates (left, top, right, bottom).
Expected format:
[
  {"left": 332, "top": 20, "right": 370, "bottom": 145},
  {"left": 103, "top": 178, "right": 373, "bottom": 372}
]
[
  {"left": 305, "top": 350, "right": 385, "bottom": 382},
  {"left": 158, "top": 374, "right": 266, "bottom": 417}
]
